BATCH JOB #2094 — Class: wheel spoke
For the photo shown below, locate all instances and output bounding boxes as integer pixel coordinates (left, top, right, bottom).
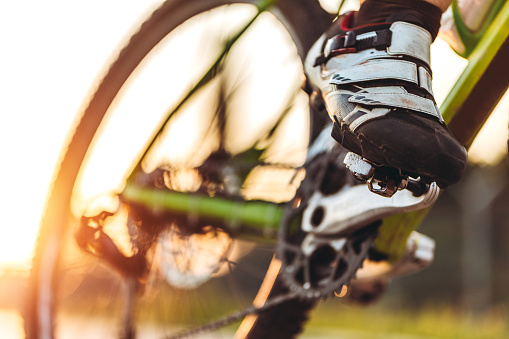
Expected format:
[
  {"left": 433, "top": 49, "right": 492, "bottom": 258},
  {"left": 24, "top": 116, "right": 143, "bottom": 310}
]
[{"left": 26, "top": 0, "right": 333, "bottom": 337}]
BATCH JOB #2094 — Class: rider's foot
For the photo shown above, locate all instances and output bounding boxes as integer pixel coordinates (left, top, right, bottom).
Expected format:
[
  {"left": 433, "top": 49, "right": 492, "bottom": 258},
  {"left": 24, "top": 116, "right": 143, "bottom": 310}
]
[{"left": 305, "top": 2, "right": 467, "bottom": 188}]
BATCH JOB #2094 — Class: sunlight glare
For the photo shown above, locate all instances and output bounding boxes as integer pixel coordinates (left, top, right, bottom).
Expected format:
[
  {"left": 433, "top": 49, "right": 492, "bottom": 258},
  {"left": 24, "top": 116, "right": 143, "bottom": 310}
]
[
  {"left": 0, "top": 0, "right": 165, "bottom": 268},
  {"left": 73, "top": 6, "right": 309, "bottom": 217}
]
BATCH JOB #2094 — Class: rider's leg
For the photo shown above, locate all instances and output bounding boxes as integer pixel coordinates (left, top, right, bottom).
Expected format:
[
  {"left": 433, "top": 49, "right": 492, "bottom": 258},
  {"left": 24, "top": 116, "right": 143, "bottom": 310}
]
[
  {"left": 306, "top": 0, "right": 468, "bottom": 188},
  {"left": 354, "top": 0, "right": 451, "bottom": 38},
  {"left": 422, "top": 0, "right": 452, "bottom": 12}
]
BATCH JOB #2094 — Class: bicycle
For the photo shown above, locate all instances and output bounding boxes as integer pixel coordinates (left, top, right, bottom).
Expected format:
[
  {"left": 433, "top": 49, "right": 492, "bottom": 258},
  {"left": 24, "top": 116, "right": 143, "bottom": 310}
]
[{"left": 23, "top": 0, "right": 509, "bottom": 338}]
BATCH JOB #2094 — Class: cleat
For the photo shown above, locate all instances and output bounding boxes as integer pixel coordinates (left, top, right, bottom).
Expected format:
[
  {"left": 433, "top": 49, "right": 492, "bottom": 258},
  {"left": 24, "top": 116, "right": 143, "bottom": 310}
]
[{"left": 305, "top": 12, "right": 467, "bottom": 188}]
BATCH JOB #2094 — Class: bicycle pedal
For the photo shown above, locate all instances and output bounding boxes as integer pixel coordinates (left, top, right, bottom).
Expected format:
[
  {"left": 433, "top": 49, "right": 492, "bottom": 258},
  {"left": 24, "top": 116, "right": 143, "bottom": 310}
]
[{"left": 343, "top": 152, "right": 429, "bottom": 198}]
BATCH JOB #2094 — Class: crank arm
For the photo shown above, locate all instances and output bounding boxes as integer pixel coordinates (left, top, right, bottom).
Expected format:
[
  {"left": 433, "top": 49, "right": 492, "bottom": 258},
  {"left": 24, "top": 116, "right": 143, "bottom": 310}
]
[
  {"left": 301, "top": 180, "right": 439, "bottom": 235},
  {"left": 355, "top": 231, "right": 435, "bottom": 282},
  {"left": 345, "top": 231, "right": 435, "bottom": 305}
]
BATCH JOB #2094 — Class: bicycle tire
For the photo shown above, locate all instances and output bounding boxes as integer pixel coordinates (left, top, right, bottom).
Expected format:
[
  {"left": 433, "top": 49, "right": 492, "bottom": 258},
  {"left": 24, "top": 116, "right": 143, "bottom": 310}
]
[{"left": 24, "top": 0, "right": 333, "bottom": 338}]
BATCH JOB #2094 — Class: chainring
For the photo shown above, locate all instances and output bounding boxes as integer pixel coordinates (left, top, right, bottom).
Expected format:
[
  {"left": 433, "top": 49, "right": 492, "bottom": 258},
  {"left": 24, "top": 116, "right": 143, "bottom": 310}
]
[{"left": 278, "top": 149, "right": 379, "bottom": 299}]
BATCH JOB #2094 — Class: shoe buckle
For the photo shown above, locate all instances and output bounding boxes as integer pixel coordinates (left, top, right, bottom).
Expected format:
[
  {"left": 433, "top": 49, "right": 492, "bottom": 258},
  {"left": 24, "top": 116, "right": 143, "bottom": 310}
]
[
  {"left": 318, "top": 29, "right": 393, "bottom": 67},
  {"left": 325, "top": 31, "right": 357, "bottom": 59}
]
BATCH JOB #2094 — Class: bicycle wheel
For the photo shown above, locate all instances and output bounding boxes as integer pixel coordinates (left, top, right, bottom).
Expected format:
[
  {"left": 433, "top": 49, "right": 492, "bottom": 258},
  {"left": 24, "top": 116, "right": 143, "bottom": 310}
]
[{"left": 24, "top": 0, "right": 333, "bottom": 338}]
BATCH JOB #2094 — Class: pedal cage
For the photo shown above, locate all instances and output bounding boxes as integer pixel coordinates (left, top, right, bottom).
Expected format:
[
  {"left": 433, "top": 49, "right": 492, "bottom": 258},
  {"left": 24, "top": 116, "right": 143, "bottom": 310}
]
[{"left": 344, "top": 152, "right": 427, "bottom": 197}]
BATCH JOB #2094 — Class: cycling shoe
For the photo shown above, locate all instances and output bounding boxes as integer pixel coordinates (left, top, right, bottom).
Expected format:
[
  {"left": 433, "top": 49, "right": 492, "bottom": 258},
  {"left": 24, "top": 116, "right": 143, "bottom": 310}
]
[{"left": 305, "top": 12, "right": 467, "bottom": 188}]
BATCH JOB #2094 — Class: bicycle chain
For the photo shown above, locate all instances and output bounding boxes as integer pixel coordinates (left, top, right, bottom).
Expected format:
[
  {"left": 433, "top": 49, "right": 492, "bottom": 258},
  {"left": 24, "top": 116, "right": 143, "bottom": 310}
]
[{"left": 165, "top": 291, "right": 300, "bottom": 339}]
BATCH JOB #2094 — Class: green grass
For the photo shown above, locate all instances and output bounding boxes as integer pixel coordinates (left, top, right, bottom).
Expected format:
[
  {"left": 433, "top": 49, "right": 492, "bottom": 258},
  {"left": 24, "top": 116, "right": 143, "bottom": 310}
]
[
  {"left": 305, "top": 301, "right": 509, "bottom": 339},
  {"left": 54, "top": 265, "right": 509, "bottom": 338}
]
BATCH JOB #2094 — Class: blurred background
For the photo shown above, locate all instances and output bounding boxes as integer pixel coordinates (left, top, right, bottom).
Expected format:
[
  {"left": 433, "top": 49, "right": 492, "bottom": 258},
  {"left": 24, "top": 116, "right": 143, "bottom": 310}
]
[{"left": 1, "top": 0, "right": 509, "bottom": 337}]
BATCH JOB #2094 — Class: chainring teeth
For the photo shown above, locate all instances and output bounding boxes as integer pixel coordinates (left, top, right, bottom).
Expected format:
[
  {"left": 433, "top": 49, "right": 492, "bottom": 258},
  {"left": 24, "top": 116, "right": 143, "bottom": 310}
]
[
  {"left": 278, "top": 151, "right": 378, "bottom": 299},
  {"left": 280, "top": 232, "right": 375, "bottom": 299}
]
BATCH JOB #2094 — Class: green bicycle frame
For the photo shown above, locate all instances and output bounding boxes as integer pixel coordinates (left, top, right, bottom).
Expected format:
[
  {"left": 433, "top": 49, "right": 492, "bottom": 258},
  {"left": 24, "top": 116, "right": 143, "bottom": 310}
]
[{"left": 451, "top": 0, "right": 507, "bottom": 58}]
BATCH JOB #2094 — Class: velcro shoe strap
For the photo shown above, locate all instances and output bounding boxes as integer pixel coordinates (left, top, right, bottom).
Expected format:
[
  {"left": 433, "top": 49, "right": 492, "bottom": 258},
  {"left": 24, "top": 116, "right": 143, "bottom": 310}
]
[
  {"left": 348, "top": 91, "right": 442, "bottom": 121},
  {"left": 388, "top": 22, "right": 431, "bottom": 66},
  {"left": 329, "top": 59, "right": 433, "bottom": 95}
]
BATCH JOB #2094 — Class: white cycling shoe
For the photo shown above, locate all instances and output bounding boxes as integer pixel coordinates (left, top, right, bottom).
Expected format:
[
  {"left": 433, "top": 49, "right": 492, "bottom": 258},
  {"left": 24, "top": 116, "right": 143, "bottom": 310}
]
[{"left": 305, "top": 12, "right": 467, "bottom": 188}]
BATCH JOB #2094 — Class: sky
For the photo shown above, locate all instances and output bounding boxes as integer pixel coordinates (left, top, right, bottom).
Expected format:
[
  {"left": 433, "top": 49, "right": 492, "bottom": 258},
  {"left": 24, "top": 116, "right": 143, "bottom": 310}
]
[{"left": 0, "top": 0, "right": 507, "bottom": 269}]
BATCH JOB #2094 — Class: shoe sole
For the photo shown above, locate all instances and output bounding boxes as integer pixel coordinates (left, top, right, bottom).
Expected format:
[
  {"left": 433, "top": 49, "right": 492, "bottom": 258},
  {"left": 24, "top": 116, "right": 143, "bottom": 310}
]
[{"left": 331, "top": 116, "right": 464, "bottom": 188}]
